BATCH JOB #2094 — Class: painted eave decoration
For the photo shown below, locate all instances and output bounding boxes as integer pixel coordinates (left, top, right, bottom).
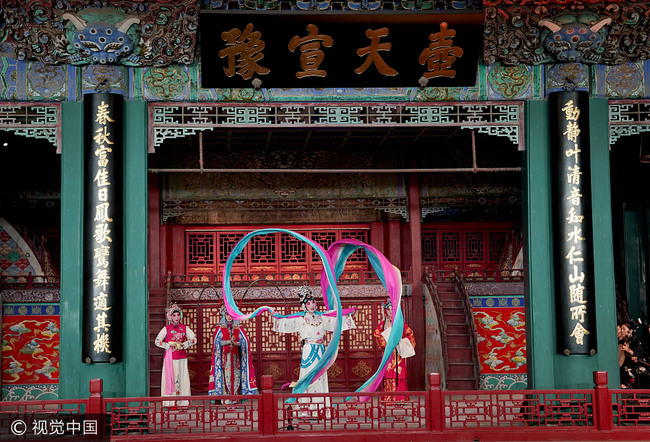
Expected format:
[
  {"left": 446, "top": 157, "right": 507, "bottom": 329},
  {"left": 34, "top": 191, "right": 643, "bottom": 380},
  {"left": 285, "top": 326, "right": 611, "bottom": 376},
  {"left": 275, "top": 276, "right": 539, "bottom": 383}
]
[
  {"left": 483, "top": 0, "right": 650, "bottom": 65},
  {"left": 1, "top": 0, "right": 198, "bottom": 66}
]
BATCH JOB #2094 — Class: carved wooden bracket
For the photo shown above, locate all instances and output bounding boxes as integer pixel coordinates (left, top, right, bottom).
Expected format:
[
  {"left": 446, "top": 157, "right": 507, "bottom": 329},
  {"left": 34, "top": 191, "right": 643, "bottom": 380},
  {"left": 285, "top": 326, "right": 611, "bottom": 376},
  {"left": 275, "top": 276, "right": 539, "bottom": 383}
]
[
  {"left": 2, "top": 0, "right": 198, "bottom": 66},
  {"left": 484, "top": 1, "right": 650, "bottom": 65}
]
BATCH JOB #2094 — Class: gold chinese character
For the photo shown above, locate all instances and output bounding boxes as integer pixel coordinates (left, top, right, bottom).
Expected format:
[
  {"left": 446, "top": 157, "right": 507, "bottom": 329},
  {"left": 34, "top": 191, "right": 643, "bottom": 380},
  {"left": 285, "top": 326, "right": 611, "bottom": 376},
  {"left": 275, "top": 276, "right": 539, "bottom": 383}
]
[
  {"left": 93, "top": 291, "right": 112, "bottom": 311},
  {"left": 93, "top": 333, "right": 111, "bottom": 354},
  {"left": 568, "top": 264, "right": 585, "bottom": 284},
  {"left": 355, "top": 27, "right": 398, "bottom": 76},
  {"left": 94, "top": 269, "right": 110, "bottom": 290},
  {"left": 97, "top": 187, "right": 108, "bottom": 202},
  {"left": 93, "top": 127, "right": 114, "bottom": 146},
  {"left": 94, "top": 202, "right": 113, "bottom": 223},
  {"left": 95, "top": 102, "right": 114, "bottom": 125},
  {"left": 567, "top": 186, "right": 582, "bottom": 206},
  {"left": 565, "top": 246, "right": 584, "bottom": 264},
  {"left": 567, "top": 225, "right": 585, "bottom": 244},
  {"left": 565, "top": 146, "right": 581, "bottom": 163},
  {"left": 418, "top": 22, "right": 464, "bottom": 79},
  {"left": 564, "top": 121, "right": 580, "bottom": 143},
  {"left": 94, "top": 245, "right": 111, "bottom": 269},
  {"left": 219, "top": 23, "right": 270, "bottom": 80},
  {"left": 569, "top": 284, "right": 587, "bottom": 304},
  {"left": 94, "top": 169, "right": 110, "bottom": 187},
  {"left": 288, "top": 24, "right": 333, "bottom": 79},
  {"left": 93, "top": 223, "right": 112, "bottom": 244},
  {"left": 93, "top": 312, "right": 111, "bottom": 332},
  {"left": 570, "top": 305, "right": 587, "bottom": 322},
  {"left": 570, "top": 322, "right": 589, "bottom": 345},
  {"left": 562, "top": 100, "right": 580, "bottom": 121},
  {"left": 566, "top": 207, "right": 584, "bottom": 224},
  {"left": 566, "top": 164, "right": 581, "bottom": 185}
]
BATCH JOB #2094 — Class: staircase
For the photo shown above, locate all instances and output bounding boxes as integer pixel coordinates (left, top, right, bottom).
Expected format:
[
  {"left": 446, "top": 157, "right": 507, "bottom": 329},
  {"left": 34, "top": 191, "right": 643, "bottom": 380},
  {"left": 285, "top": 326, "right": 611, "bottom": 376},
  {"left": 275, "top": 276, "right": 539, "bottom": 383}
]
[{"left": 435, "top": 280, "right": 480, "bottom": 390}]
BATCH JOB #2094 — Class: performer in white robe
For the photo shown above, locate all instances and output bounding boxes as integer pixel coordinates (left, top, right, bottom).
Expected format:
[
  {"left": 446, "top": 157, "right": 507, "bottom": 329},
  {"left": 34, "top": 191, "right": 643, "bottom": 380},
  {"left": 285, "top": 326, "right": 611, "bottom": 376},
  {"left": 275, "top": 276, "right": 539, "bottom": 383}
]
[
  {"left": 272, "top": 286, "right": 355, "bottom": 402},
  {"left": 154, "top": 303, "right": 197, "bottom": 407}
]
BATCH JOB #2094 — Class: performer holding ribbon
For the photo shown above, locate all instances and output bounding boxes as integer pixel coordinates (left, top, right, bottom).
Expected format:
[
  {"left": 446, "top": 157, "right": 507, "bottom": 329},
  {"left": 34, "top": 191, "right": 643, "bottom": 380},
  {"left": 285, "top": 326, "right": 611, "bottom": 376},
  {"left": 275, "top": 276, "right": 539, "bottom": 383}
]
[
  {"left": 154, "top": 303, "right": 197, "bottom": 407},
  {"left": 219, "top": 228, "right": 404, "bottom": 401},
  {"left": 374, "top": 299, "right": 415, "bottom": 400},
  {"left": 273, "top": 285, "right": 356, "bottom": 398},
  {"left": 208, "top": 306, "right": 258, "bottom": 402}
]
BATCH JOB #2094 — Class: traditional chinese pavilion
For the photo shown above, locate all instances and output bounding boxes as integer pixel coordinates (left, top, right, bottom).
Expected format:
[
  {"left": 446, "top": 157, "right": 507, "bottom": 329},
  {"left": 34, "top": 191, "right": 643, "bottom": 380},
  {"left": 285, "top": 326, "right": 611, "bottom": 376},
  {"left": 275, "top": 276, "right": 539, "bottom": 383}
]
[{"left": 0, "top": 0, "right": 648, "bottom": 404}]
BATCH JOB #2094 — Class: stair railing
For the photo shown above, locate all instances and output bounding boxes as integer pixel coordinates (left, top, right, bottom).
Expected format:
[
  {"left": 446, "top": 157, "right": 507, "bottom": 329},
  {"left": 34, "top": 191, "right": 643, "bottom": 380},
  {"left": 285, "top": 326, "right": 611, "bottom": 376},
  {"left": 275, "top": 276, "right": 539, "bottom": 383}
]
[
  {"left": 423, "top": 268, "right": 449, "bottom": 385},
  {"left": 453, "top": 267, "right": 480, "bottom": 390}
]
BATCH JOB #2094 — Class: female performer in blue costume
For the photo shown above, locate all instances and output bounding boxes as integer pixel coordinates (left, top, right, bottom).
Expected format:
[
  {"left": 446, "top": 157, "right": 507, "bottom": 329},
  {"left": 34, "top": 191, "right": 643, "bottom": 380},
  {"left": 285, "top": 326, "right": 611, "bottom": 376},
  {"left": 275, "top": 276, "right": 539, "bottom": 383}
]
[
  {"left": 208, "top": 306, "right": 258, "bottom": 402},
  {"left": 272, "top": 286, "right": 356, "bottom": 397}
]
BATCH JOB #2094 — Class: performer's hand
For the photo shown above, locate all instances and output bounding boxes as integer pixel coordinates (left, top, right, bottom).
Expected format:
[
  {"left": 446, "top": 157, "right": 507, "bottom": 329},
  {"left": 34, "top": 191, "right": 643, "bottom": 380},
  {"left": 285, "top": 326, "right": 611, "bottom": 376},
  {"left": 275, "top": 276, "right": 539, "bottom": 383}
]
[
  {"left": 234, "top": 341, "right": 240, "bottom": 346},
  {"left": 222, "top": 339, "right": 231, "bottom": 345}
]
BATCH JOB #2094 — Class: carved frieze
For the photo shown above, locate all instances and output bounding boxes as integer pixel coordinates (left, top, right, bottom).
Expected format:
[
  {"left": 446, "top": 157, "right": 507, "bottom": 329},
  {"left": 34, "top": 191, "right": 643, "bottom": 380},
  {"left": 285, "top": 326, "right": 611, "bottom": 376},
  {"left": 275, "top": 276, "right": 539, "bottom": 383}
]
[
  {"left": 484, "top": 1, "right": 650, "bottom": 65},
  {"left": 2, "top": 1, "right": 198, "bottom": 66}
]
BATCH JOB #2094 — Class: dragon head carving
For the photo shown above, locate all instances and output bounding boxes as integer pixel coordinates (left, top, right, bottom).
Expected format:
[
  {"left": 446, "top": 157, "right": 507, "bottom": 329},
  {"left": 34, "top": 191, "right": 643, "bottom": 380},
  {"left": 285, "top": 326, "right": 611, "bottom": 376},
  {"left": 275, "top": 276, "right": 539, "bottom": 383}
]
[
  {"left": 539, "top": 14, "right": 612, "bottom": 63},
  {"left": 62, "top": 8, "right": 141, "bottom": 65}
]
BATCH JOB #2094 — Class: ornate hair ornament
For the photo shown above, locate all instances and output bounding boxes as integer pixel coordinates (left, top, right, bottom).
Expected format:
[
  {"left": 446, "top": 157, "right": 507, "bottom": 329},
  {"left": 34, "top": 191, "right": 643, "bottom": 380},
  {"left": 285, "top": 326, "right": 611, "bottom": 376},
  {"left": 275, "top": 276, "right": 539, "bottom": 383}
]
[
  {"left": 296, "top": 285, "right": 315, "bottom": 307},
  {"left": 383, "top": 299, "right": 392, "bottom": 310},
  {"left": 166, "top": 303, "right": 182, "bottom": 323},
  {"left": 219, "top": 304, "right": 240, "bottom": 326}
]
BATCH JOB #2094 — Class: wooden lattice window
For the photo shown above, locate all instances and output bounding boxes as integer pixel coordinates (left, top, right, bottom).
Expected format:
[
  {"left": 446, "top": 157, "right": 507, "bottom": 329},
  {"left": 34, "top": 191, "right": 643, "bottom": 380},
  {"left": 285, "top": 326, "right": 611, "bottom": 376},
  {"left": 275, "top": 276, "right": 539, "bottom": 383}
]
[
  {"left": 218, "top": 232, "right": 246, "bottom": 273},
  {"left": 250, "top": 234, "right": 277, "bottom": 272},
  {"left": 488, "top": 230, "right": 509, "bottom": 266},
  {"left": 464, "top": 230, "right": 485, "bottom": 265},
  {"left": 441, "top": 231, "right": 461, "bottom": 264},
  {"left": 421, "top": 231, "right": 438, "bottom": 264},
  {"left": 186, "top": 232, "right": 216, "bottom": 274},
  {"left": 309, "top": 231, "right": 336, "bottom": 267},
  {"left": 340, "top": 230, "right": 369, "bottom": 269},
  {"left": 280, "top": 231, "right": 308, "bottom": 272}
]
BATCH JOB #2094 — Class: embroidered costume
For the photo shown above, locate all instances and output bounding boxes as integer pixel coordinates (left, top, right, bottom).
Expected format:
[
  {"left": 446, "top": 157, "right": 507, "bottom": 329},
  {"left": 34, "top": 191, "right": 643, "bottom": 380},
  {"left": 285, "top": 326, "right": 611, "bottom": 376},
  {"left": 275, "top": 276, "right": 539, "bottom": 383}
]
[
  {"left": 208, "top": 307, "right": 258, "bottom": 400},
  {"left": 373, "top": 299, "right": 415, "bottom": 400},
  {"left": 154, "top": 304, "right": 197, "bottom": 406},
  {"left": 272, "top": 286, "right": 356, "bottom": 396}
]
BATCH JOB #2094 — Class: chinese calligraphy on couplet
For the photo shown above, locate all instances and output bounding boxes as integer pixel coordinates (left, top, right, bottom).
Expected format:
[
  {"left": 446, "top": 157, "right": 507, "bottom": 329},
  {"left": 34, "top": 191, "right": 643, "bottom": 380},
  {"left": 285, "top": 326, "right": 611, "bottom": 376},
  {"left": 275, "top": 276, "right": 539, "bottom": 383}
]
[{"left": 91, "top": 100, "right": 115, "bottom": 356}]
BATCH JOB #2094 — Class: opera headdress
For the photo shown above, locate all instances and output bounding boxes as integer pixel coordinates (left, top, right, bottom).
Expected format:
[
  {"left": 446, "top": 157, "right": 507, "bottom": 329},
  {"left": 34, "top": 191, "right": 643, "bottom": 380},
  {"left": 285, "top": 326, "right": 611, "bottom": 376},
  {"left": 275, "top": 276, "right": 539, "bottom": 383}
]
[
  {"left": 296, "top": 285, "right": 315, "bottom": 308},
  {"left": 166, "top": 303, "right": 182, "bottom": 323}
]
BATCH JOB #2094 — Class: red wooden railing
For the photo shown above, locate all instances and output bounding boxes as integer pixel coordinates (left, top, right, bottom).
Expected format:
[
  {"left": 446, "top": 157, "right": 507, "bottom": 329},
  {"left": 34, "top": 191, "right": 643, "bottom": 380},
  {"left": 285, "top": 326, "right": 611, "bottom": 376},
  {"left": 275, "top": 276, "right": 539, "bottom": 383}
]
[
  {"left": 428, "top": 267, "right": 523, "bottom": 283},
  {"left": 2, "top": 372, "right": 650, "bottom": 440},
  {"left": 164, "top": 270, "right": 413, "bottom": 289}
]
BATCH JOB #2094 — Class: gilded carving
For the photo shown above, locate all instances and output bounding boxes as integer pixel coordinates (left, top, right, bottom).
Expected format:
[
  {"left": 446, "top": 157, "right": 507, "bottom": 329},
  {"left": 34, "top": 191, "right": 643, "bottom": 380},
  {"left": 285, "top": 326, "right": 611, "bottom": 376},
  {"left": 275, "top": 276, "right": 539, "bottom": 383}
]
[
  {"left": 327, "top": 363, "right": 343, "bottom": 378},
  {"left": 264, "top": 362, "right": 285, "bottom": 379},
  {"left": 352, "top": 360, "right": 372, "bottom": 378}
]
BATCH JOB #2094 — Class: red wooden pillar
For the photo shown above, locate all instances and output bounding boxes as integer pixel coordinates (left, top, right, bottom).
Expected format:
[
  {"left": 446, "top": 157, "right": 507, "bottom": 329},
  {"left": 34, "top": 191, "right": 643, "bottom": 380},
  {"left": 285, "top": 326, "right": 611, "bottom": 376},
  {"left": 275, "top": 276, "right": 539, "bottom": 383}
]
[
  {"left": 260, "top": 375, "right": 276, "bottom": 435},
  {"left": 148, "top": 174, "right": 161, "bottom": 290},
  {"left": 408, "top": 173, "right": 425, "bottom": 390},
  {"left": 87, "top": 379, "right": 104, "bottom": 414},
  {"left": 428, "top": 373, "right": 443, "bottom": 432},
  {"left": 593, "top": 371, "right": 612, "bottom": 431}
]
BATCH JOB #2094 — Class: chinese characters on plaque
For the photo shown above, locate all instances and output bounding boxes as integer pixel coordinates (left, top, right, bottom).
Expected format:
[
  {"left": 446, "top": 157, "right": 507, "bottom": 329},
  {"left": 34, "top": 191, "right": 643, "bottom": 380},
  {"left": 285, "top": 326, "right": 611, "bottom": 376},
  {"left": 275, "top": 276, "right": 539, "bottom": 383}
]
[
  {"left": 200, "top": 12, "right": 482, "bottom": 88},
  {"left": 82, "top": 93, "right": 123, "bottom": 363},
  {"left": 550, "top": 91, "right": 597, "bottom": 355}
]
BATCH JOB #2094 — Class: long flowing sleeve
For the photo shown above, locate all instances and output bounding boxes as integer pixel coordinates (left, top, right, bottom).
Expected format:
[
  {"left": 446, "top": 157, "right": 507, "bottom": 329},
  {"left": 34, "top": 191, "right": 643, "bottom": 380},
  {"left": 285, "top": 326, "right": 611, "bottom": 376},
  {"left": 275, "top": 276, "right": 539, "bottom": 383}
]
[
  {"left": 184, "top": 327, "right": 197, "bottom": 349},
  {"left": 273, "top": 316, "right": 304, "bottom": 334},
  {"left": 154, "top": 327, "right": 169, "bottom": 350},
  {"left": 322, "top": 312, "right": 356, "bottom": 332}
]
